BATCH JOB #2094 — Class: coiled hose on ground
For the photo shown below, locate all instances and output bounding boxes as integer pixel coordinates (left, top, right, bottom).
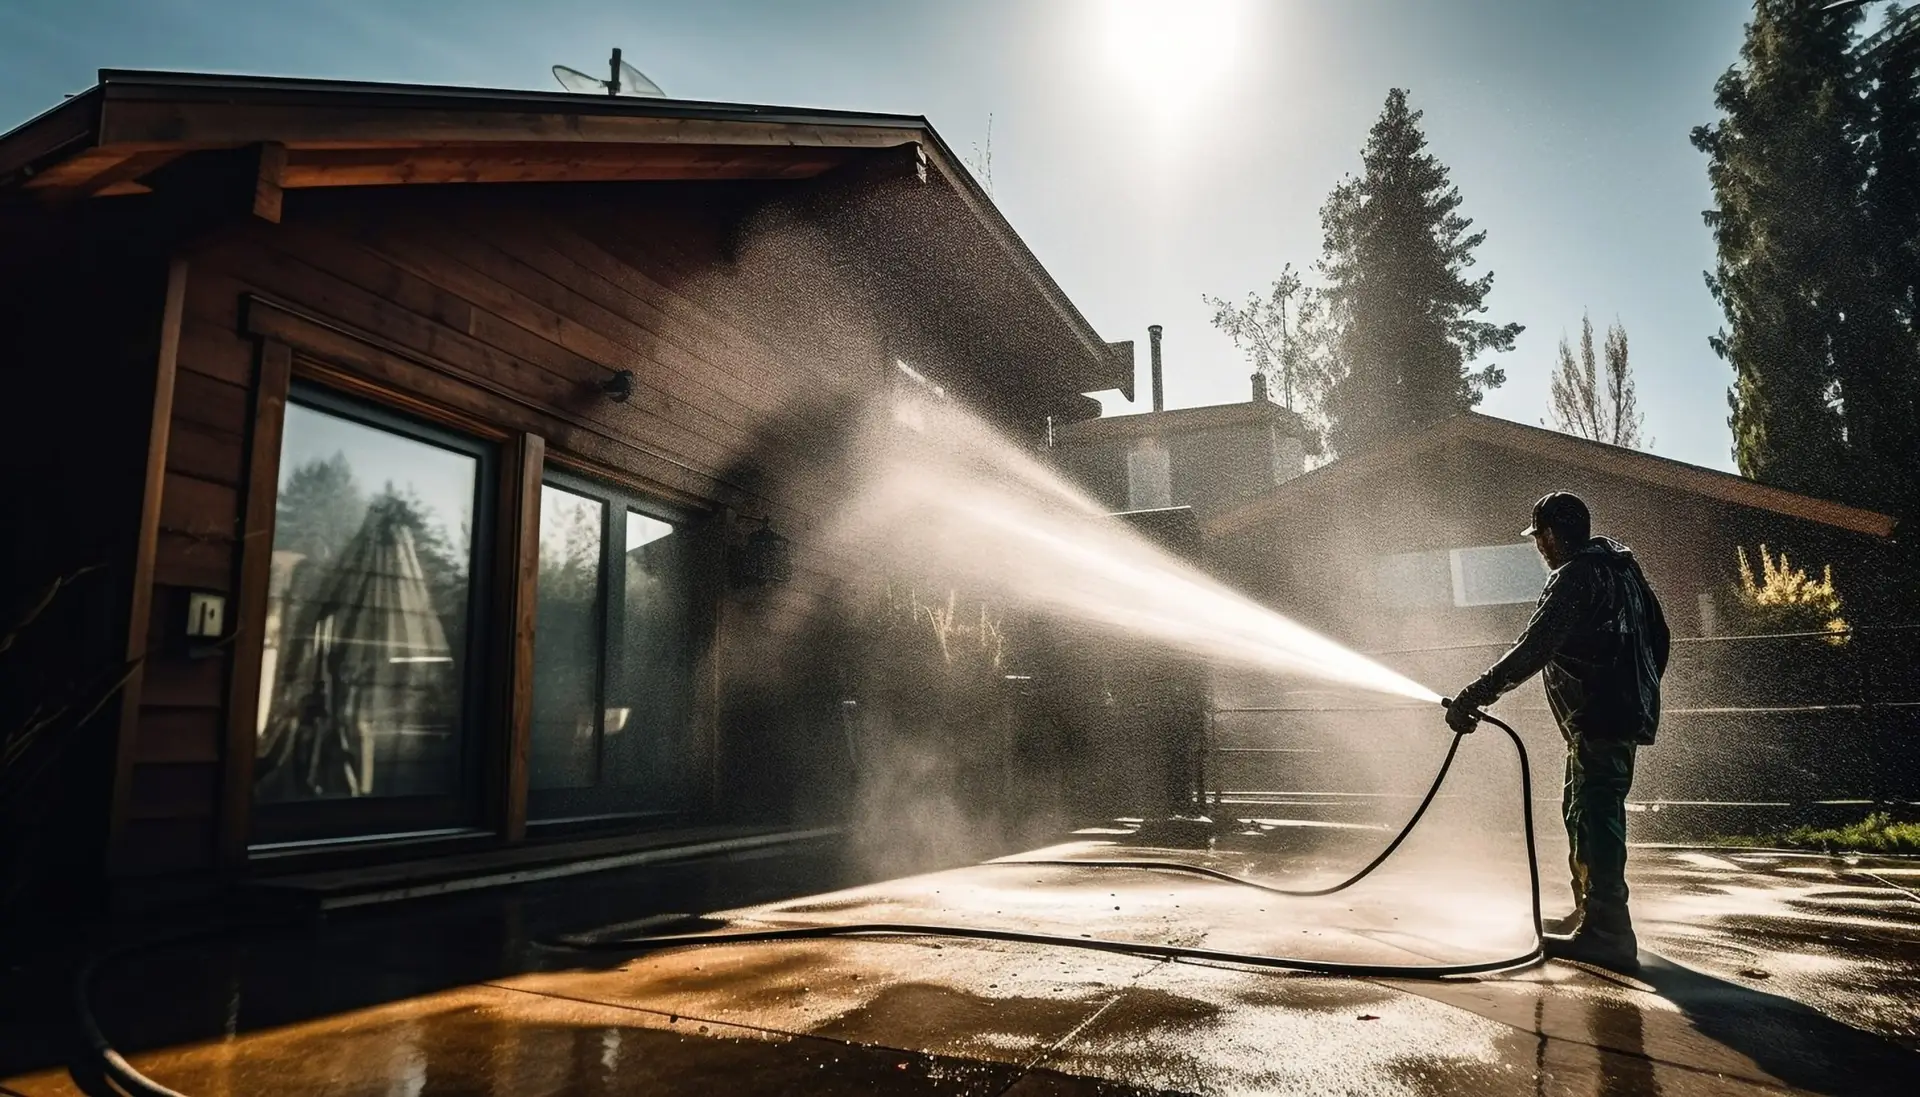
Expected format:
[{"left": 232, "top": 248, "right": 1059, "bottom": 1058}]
[
  {"left": 73, "top": 701, "right": 1539, "bottom": 1097},
  {"left": 553, "top": 701, "right": 1544, "bottom": 979}
]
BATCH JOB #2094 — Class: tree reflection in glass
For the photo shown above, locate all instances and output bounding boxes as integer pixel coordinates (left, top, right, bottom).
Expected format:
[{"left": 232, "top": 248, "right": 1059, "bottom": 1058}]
[
  {"left": 530, "top": 485, "right": 606, "bottom": 790},
  {"left": 255, "top": 402, "right": 477, "bottom": 803}
]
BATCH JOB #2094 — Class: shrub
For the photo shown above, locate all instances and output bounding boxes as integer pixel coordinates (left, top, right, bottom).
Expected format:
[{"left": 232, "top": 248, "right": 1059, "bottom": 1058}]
[
  {"left": 1730, "top": 543, "right": 1849, "bottom": 643},
  {"left": 1778, "top": 813, "right": 1920, "bottom": 854}
]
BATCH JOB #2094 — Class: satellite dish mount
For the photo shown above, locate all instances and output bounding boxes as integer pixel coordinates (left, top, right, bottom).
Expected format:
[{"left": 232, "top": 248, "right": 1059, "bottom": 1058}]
[{"left": 553, "top": 48, "right": 666, "bottom": 99}]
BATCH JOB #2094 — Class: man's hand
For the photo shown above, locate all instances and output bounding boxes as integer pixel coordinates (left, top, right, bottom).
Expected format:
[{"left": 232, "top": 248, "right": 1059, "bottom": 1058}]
[
  {"left": 1447, "top": 678, "right": 1497, "bottom": 734},
  {"left": 1445, "top": 699, "right": 1482, "bottom": 734}
]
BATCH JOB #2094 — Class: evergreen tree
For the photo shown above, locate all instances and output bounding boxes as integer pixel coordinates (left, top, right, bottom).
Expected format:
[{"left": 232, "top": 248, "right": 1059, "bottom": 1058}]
[
  {"left": 275, "top": 454, "right": 365, "bottom": 567},
  {"left": 1316, "top": 88, "right": 1522, "bottom": 457},
  {"left": 1692, "top": 0, "right": 1917, "bottom": 513},
  {"left": 1858, "top": 7, "right": 1920, "bottom": 522}
]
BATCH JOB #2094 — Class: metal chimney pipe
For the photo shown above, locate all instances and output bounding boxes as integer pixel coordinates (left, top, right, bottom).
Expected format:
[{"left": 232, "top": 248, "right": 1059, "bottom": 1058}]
[{"left": 1148, "top": 325, "right": 1164, "bottom": 412}]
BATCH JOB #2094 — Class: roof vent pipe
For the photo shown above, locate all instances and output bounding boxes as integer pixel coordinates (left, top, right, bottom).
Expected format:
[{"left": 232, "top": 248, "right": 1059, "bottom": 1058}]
[{"left": 1148, "top": 324, "right": 1164, "bottom": 412}]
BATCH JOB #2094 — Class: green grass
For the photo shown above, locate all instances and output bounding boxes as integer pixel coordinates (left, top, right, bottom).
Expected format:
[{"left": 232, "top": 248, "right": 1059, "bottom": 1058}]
[{"left": 1718, "top": 812, "right": 1920, "bottom": 854}]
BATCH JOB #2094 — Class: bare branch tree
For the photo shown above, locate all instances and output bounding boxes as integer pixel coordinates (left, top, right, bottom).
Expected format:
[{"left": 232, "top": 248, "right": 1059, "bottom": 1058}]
[
  {"left": 965, "top": 113, "right": 994, "bottom": 196},
  {"left": 1205, "top": 264, "right": 1305, "bottom": 409},
  {"left": 1546, "top": 312, "right": 1644, "bottom": 448}
]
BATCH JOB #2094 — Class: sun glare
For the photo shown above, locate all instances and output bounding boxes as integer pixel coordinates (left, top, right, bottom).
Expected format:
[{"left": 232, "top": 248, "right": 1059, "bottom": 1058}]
[{"left": 1094, "top": 0, "right": 1251, "bottom": 117}]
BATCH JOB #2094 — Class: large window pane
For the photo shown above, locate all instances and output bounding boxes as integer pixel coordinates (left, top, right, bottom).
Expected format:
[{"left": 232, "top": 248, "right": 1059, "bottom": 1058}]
[
  {"left": 528, "top": 477, "right": 699, "bottom": 823},
  {"left": 530, "top": 485, "right": 606, "bottom": 791},
  {"left": 256, "top": 401, "right": 479, "bottom": 804}
]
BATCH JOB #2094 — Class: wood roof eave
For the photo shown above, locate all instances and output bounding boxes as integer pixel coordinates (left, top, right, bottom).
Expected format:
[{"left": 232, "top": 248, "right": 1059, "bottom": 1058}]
[{"left": 0, "top": 69, "right": 1129, "bottom": 399}]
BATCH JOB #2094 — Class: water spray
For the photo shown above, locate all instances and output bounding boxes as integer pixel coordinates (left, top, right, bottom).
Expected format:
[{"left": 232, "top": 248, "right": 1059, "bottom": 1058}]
[{"left": 543, "top": 398, "right": 1550, "bottom": 980}]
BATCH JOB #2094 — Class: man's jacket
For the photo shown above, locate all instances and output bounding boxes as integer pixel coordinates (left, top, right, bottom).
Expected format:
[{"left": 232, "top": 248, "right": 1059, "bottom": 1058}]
[{"left": 1464, "top": 537, "right": 1671, "bottom": 744}]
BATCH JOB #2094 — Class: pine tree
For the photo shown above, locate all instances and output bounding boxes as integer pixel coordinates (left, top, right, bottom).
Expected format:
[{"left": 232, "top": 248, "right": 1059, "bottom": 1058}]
[
  {"left": 274, "top": 454, "right": 365, "bottom": 566},
  {"left": 1692, "top": 0, "right": 1917, "bottom": 512},
  {"left": 1858, "top": 8, "right": 1920, "bottom": 523},
  {"left": 1316, "top": 88, "right": 1522, "bottom": 457}
]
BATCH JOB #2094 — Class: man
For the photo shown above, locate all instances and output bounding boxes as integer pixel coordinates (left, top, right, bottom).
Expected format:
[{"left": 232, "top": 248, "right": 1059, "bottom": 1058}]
[{"left": 1449, "top": 492, "right": 1669, "bottom": 972}]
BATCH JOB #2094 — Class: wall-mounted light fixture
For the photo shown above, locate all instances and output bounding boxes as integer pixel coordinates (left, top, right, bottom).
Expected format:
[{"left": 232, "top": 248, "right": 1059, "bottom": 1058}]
[
  {"left": 730, "top": 516, "right": 793, "bottom": 588},
  {"left": 601, "top": 369, "right": 634, "bottom": 403}
]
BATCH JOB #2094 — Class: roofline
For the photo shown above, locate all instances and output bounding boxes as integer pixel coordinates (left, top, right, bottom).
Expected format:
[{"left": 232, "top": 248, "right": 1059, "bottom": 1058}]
[
  {"left": 114, "top": 67, "right": 935, "bottom": 128},
  {"left": 0, "top": 69, "right": 1125, "bottom": 393},
  {"left": 1206, "top": 413, "right": 1898, "bottom": 540},
  {"left": 1056, "top": 399, "right": 1305, "bottom": 443}
]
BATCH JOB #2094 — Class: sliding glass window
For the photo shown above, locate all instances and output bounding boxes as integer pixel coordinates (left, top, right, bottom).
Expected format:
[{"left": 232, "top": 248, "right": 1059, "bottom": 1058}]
[
  {"left": 253, "top": 385, "right": 492, "bottom": 843},
  {"left": 529, "top": 470, "right": 699, "bottom": 824}
]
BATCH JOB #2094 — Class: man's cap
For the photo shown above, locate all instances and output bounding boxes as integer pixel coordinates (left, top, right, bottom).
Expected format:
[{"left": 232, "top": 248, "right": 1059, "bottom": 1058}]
[{"left": 1522, "top": 491, "right": 1590, "bottom": 538}]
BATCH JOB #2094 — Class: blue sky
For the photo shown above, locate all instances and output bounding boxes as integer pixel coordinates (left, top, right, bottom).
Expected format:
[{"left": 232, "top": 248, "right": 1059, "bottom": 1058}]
[{"left": 2, "top": 0, "right": 1756, "bottom": 471}]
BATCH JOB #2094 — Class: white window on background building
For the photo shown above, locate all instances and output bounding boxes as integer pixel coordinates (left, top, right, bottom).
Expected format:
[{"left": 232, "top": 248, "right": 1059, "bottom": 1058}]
[
  {"left": 1126, "top": 438, "right": 1172, "bottom": 510},
  {"left": 1375, "top": 543, "right": 1550, "bottom": 608},
  {"left": 1450, "top": 543, "right": 1551, "bottom": 606}
]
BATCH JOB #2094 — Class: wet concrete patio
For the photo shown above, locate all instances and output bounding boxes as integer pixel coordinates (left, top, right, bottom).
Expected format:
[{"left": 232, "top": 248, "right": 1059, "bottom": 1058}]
[{"left": 3, "top": 836, "right": 1917, "bottom": 1096}]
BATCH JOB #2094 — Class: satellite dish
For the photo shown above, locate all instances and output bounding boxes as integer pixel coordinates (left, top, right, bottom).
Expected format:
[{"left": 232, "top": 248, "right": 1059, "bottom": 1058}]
[{"left": 553, "top": 47, "right": 665, "bottom": 98}]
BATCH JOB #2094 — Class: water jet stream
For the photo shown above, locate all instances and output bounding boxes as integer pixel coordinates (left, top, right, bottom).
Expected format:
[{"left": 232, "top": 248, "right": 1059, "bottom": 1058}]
[{"left": 825, "top": 394, "right": 1439, "bottom": 704}]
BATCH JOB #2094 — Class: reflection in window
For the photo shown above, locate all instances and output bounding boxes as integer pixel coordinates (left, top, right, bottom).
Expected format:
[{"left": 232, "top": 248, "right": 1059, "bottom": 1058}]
[
  {"left": 256, "top": 401, "right": 478, "bottom": 804},
  {"left": 527, "top": 478, "right": 696, "bottom": 821},
  {"left": 530, "top": 485, "right": 606, "bottom": 790}
]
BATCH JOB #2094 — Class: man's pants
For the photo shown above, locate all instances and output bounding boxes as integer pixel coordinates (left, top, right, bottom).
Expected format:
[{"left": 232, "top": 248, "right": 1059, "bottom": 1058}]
[{"left": 1564, "top": 736, "right": 1637, "bottom": 936}]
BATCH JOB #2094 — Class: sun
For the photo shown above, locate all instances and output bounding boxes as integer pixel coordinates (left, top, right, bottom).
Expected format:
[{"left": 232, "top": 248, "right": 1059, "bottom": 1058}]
[{"left": 1093, "top": 0, "right": 1251, "bottom": 117}]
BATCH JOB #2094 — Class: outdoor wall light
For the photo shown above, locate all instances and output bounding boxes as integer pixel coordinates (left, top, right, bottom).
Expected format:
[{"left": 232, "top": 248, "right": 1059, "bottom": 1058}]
[
  {"left": 731, "top": 516, "right": 793, "bottom": 588},
  {"left": 600, "top": 369, "right": 634, "bottom": 403}
]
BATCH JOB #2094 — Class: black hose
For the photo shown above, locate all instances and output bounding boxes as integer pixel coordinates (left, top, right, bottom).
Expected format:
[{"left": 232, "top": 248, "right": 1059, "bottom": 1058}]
[
  {"left": 555, "top": 701, "right": 1545, "bottom": 980},
  {"left": 994, "top": 722, "right": 1468, "bottom": 897},
  {"left": 72, "top": 925, "right": 241, "bottom": 1097}
]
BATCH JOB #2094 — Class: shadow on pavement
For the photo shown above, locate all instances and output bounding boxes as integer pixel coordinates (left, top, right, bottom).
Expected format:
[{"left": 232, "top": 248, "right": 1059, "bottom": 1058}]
[{"left": 1635, "top": 954, "right": 1920, "bottom": 1097}]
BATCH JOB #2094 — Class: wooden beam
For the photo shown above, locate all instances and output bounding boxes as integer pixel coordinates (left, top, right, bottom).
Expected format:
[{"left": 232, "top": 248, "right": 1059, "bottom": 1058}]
[
  {"left": 500, "top": 433, "right": 545, "bottom": 843},
  {"left": 216, "top": 339, "right": 293, "bottom": 870},
  {"left": 17, "top": 148, "right": 183, "bottom": 198},
  {"left": 98, "top": 98, "right": 926, "bottom": 152},
  {"left": 106, "top": 257, "right": 187, "bottom": 873},
  {"left": 278, "top": 143, "right": 849, "bottom": 189},
  {"left": 253, "top": 141, "right": 286, "bottom": 222}
]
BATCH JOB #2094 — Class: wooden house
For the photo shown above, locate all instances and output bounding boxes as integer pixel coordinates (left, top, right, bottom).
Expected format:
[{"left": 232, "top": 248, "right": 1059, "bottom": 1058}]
[
  {"left": 1200, "top": 413, "right": 1912, "bottom": 830},
  {"left": 0, "top": 70, "right": 1130, "bottom": 914},
  {"left": 1205, "top": 412, "right": 1899, "bottom": 653}
]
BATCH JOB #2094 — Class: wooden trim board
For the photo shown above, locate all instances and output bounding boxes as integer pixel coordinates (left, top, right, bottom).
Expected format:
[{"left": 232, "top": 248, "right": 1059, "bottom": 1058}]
[
  {"left": 216, "top": 339, "right": 293, "bottom": 869},
  {"left": 106, "top": 257, "right": 187, "bottom": 871}
]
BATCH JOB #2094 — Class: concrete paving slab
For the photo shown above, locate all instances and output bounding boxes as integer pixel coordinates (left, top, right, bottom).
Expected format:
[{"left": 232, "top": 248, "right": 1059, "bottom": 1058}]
[
  {"left": 500, "top": 936, "right": 1159, "bottom": 1067},
  {"left": 4, "top": 844, "right": 1917, "bottom": 1096},
  {"left": 7, "top": 983, "right": 1034, "bottom": 1097}
]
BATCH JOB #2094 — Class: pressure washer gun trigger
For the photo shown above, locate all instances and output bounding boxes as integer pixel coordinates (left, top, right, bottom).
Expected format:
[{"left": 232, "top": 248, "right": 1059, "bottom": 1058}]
[{"left": 1440, "top": 696, "right": 1482, "bottom": 734}]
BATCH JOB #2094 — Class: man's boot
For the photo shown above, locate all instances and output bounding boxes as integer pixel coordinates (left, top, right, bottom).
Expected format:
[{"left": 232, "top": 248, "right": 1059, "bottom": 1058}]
[{"left": 1545, "top": 904, "right": 1638, "bottom": 973}]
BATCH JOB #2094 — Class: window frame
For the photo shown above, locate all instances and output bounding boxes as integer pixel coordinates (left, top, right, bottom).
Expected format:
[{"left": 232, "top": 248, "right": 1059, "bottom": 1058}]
[
  {"left": 527, "top": 465, "right": 699, "bottom": 828},
  {"left": 248, "top": 381, "right": 498, "bottom": 847}
]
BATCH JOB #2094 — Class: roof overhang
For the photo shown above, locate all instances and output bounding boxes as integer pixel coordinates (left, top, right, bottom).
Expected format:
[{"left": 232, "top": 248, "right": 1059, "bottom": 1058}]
[
  {"left": 0, "top": 70, "right": 1127, "bottom": 397},
  {"left": 1055, "top": 399, "right": 1307, "bottom": 445},
  {"left": 1206, "top": 414, "right": 1898, "bottom": 541}
]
